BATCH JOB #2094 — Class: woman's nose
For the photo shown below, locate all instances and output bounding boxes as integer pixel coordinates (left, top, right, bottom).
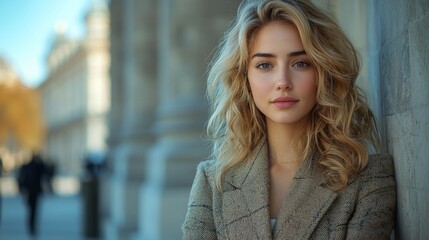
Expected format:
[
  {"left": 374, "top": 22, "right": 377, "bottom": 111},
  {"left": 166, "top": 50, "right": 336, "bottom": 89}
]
[{"left": 276, "top": 69, "right": 292, "bottom": 91}]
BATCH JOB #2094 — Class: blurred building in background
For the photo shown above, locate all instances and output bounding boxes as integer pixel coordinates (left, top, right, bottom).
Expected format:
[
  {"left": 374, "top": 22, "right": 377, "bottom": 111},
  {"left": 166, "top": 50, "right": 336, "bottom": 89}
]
[
  {"left": 38, "top": 2, "right": 110, "bottom": 176},
  {"left": 103, "top": 0, "right": 240, "bottom": 239}
]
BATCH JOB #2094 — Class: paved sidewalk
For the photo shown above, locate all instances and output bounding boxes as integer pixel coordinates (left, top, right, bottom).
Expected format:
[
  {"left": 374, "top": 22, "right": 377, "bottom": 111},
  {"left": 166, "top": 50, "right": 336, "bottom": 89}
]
[{"left": 0, "top": 194, "right": 86, "bottom": 240}]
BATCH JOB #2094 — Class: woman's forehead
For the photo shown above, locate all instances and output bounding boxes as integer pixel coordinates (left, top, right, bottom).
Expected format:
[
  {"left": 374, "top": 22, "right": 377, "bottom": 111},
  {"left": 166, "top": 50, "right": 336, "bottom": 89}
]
[{"left": 249, "top": 21, "right": 304, "bottom": 55}]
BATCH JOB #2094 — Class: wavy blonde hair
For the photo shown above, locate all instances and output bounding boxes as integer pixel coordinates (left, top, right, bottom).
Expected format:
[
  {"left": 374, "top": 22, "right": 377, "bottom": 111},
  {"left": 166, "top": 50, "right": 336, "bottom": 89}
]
[{"left": 206, "top": 0, "right": 380, "bottom": 191}]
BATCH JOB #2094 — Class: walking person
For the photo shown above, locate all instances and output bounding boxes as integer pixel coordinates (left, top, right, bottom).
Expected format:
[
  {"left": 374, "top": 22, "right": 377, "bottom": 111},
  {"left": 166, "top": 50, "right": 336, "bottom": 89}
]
[
  {"left": 182, "top": 0, "right": 396, "bottom": 239},
  {"left": 18, "top": 153, "right": 45, "bottom": 237}
]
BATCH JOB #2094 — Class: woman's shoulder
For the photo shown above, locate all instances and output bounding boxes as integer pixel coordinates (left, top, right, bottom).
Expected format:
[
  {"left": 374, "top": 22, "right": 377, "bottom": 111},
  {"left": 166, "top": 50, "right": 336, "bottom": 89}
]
[
  {"left": 366, "top": 153, "right": 394, "bottom": 171},
  {"left": 345, "top": 153, "right": 396, "bottom": 198},
  {"left": 195, "top": 159, "right": 217, "bottom": 181},
  {"left": 197, "top": 159, "right": 217, "bottom": 171},
  {"left": 359, "top": 153, "right": 395, "bottom": 178}
]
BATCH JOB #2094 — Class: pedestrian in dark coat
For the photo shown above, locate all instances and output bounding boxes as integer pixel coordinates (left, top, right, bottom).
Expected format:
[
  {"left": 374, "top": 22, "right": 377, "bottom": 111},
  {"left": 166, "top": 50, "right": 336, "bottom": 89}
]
[{"left": 18, "top": 153, "right": 45, "bottom": 236}]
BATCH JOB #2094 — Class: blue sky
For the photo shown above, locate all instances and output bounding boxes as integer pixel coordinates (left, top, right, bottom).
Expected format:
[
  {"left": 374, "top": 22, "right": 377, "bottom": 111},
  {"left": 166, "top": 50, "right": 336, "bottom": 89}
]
[{"left": 0, "top": 0, "right": 93, "bottom": 87}]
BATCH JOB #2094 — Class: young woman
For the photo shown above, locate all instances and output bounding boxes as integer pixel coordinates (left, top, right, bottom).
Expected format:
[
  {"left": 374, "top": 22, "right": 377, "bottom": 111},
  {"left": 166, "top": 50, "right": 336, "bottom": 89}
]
[{"left": 182, "top": 0, "right": 396, "bottom": 239}]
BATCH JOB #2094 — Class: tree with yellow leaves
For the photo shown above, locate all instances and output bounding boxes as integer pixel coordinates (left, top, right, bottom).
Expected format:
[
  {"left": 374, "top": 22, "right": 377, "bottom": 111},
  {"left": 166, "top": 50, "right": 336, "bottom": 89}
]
[{"left": 0, "top": 75, "right": 45, "bottom": 152}]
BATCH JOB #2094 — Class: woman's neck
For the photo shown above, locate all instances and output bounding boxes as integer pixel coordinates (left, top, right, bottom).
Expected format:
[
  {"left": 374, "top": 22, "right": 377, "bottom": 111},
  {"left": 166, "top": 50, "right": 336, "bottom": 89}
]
[{"left": 266, "top": 121, "right": 307, "bottom": 166}]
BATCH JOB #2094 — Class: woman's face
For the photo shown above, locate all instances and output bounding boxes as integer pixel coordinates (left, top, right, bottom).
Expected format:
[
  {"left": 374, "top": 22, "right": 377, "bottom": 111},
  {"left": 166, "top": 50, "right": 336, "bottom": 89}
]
[{"left": 247, "top": 21, "right": 317, "bottom": 128}]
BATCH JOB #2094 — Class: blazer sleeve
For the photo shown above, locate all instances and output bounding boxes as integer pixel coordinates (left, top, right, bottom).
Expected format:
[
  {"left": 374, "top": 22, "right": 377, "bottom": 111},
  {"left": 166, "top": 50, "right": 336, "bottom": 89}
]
[
  {"left": 182, "top": 161, "right": 217, "bottom": 240},
  {"left": 346, "top": 154, "right": 397, "bottom": 240}
]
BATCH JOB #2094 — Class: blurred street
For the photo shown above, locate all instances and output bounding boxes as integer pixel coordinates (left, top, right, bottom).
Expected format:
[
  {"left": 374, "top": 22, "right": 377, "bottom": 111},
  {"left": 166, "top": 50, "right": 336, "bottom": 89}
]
[{"left": 0, "top": 177, "right": 85, "bottom": 240}]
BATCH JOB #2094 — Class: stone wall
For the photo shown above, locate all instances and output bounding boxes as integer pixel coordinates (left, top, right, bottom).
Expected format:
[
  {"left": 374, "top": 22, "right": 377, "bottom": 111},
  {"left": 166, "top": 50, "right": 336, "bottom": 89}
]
[{"left": 374, "top": 0, "right": 429, "bottom": 239}]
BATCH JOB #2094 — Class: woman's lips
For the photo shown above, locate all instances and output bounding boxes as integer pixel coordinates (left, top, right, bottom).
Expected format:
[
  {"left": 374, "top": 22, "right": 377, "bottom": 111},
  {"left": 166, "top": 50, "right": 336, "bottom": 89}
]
[{"left": 271, "top": 96, "right": 299, "bottom": 108}]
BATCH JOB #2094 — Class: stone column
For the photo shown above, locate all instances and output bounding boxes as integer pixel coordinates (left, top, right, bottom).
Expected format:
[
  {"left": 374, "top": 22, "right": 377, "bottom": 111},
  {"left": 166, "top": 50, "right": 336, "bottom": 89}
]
[
  {"left": 102, "top": 0, "right": 158, "bottom": 239},
  {"left": 134, "top": 0, "right": 239, "bottom": 239},
  {"left": 375, "top": 0, "right": 429, "bottom": 239},
  {"left": 101, "top": 0, "right": 124, "bottom": 238}
]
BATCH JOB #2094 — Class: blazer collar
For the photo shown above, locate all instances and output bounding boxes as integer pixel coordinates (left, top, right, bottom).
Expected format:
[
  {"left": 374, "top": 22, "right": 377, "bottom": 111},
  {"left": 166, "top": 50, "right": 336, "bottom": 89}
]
[
  {"left": 222, "top": 140, "right": 272, "bottom": 239},
  {"left": 223, "top": 140, "right": 268, "bottom": 189},
  {"left": 222, "top": 140, "right": 338, "bottom": 239}
]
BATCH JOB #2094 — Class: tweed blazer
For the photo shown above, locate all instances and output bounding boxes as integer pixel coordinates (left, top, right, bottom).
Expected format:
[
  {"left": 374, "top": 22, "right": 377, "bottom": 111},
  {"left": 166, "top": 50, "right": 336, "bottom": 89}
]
[{"left": 182, "top": 141, "right": 396, "bottom": 240}]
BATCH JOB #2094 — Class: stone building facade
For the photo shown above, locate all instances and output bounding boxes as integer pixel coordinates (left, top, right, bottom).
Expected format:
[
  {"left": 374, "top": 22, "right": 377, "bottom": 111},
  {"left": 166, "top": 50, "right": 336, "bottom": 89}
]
[
  {"left": 38, "top": 3, "right": 110, "bottom": 175},
  {"left": 105, "top": 0, "right": 428, "bottom": 239}
]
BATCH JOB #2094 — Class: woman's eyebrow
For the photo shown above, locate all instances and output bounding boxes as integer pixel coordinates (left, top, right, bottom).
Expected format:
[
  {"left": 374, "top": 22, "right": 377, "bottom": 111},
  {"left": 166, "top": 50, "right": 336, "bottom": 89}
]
[
  {"left": 288, "top": 50, "right": 306, "bottom": 57},
  {"left": 251, "top": 53, "right": 276, "bottom": 59},
  {"left": 251, "top": 50, "right": 306, "bottom": 59}
]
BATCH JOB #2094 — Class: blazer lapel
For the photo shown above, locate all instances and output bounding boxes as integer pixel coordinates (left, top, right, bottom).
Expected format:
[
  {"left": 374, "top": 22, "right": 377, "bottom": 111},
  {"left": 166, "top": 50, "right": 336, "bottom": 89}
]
[
  {"left": 272, "top": 154, "right": 338, "bottom": 239},
  {"left": 222, "top": 141, "right": 272, "bottom": 239}
]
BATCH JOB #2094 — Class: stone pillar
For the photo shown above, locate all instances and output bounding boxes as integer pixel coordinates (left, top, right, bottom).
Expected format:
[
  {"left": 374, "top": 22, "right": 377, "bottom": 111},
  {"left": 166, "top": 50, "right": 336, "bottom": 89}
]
[
  {"left": 103, "top": 0, "right": 158, "bottom": 239},
  {"left": 101, "top": 0, "right": 125, "bottom": 238},
  {"left": 134, "top": 0, "right": 239, "bottom": 239},
  {"left": 99, "top": 0, "right": 124, "bottom": 232},
  {"left": 375, "top": 0, "right": 429, "bottom": 239}
]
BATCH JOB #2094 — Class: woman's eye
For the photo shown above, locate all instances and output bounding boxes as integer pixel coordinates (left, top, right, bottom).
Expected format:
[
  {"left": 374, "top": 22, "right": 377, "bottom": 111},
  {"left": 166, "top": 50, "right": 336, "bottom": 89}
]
[
  {"left": 293, "top": 61, "right": 310, "bottom": 68},
  {"left": 256, "top": 63, "right": 272, "bottom": 69}
]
